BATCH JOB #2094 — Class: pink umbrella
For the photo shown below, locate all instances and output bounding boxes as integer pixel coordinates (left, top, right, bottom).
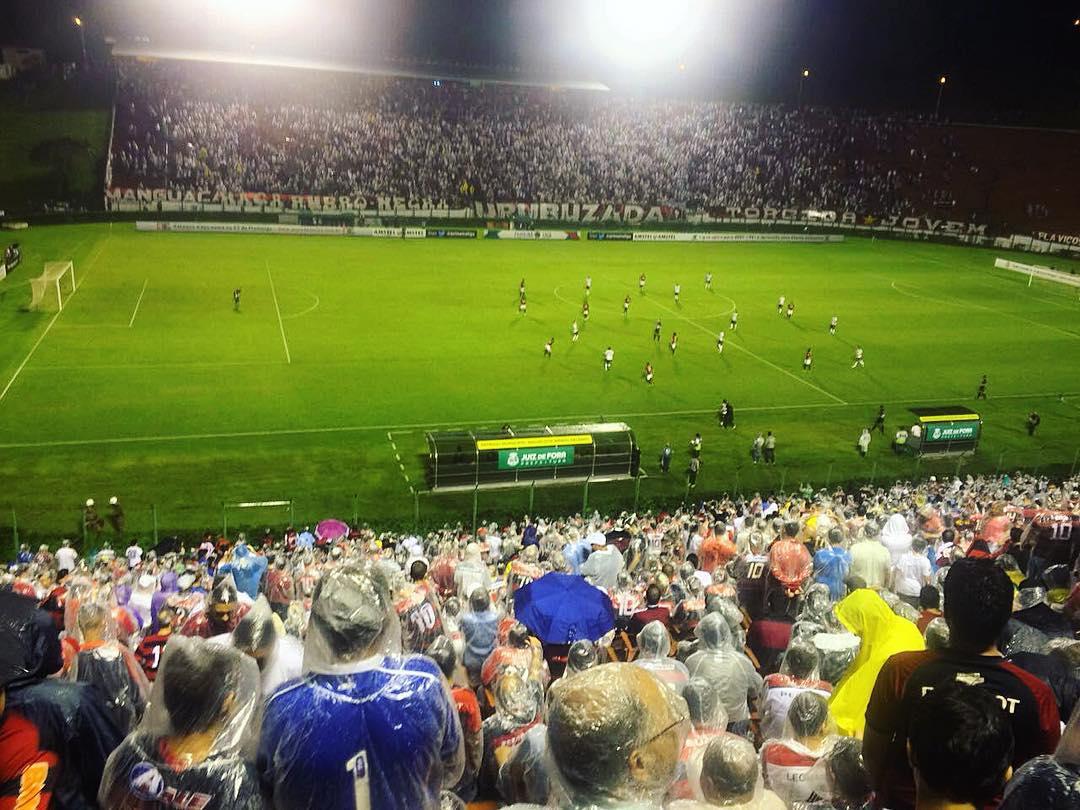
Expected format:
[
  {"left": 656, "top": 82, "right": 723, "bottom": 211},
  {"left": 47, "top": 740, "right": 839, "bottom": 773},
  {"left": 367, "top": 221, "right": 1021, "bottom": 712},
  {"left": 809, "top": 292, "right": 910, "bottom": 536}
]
[{"left": 316, "top": 519, "right": 350, "bottom": 541}]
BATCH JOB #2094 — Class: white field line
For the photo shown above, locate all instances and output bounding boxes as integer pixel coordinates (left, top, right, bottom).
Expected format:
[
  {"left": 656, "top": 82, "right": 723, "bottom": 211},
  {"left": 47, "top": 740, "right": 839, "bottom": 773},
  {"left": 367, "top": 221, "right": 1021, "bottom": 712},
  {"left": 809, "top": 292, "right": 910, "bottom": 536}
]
[
  {"left": 281, "top": 290, "right": 321, "bottom": 320},
  {"left": 0, "top": 237, "right": 111, "bottom": 404},
  {"left": 266, "top": 263, "right": 292, "bottom": 364},
  {"left": 890, "top": 281, "right": 1080, "bottom": 340},
  {"left": 128, "top": 278, "right": 149, "bottom": 327},
  {"left": 0, "top": 390, "right": 1074, "bottom": 450}
]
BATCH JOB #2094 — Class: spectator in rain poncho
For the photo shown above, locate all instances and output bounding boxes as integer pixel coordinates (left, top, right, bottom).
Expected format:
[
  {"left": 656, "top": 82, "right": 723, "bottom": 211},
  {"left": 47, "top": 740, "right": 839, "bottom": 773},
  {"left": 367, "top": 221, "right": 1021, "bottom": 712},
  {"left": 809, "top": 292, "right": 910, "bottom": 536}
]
[
  {"left": 759, "top": 638, "right": 833, "bottom": 741},
  {"left": 426, "top": 636, "right": 484, "bottom": 803},
  {"left": 686, "top": 613, "right": 763, "bottom": 735},
  {"left": 813, "top": 529, "right": 852, "bottom": 601},
  {"left": 461, "top": 587, "right": 500, "bottom": 687},
  {"left": 1000, "top": 700, "right": 1080, "bottom": 810},
  {"left": 761, "top": 691, "right": 837, "bottom": 805},
  {"left": 128, "top": 573, "right": 157, "bottom": 629},
  {"left": 150, "top": 570, "right": 180, "bottom": 631},
  {"left": 879, "top": 514, "right": 913, "bottom": 565},
  {"left": 792, "top": 584, "right": 843, "bottom": 640},
  {"left": 482, "top": 621, "right": 548, "bottom": 691},
  {"left": 667, "top": 677, "right": 730, "bottom": 801},
  {"left": 68, "top": 600, "right": 150, "bottom": 734},
  {"left": 828, "top": 589, "right": 924, "bottom": 737},
  {"left": 180, "top": 576, "right": 249, "bottom": 639},
  {"left": 790, "top": 737, "right": 874, "bottom": 810},
  {"left": 668, "top": 735, "right": 786, "bottom": 809},
  {"left": 481, "top": 669, "right": 544, "bottom": 795},
  {"left": 580, "top": 534, "right": 625, "bottom": 591},
  {"left": 455, "top": 543, "right": 491, "bottom": 599},
  {"left": 1014, "top": 585, "right": 1074, "bottom": 639},
  {"left": 634, "top": 620, "right": 690, "bottom": 695},
  {"left": 257, "top": 564, "right": 464, "bottom": 810},
  {"left": 504, "top": 663, "right": 689, "bottom": 810},
  {"left": 848, "top": 525, "right": 891, "bottom": 591},
  {"left": 217, "top": 543, "right": 268, "bottom": 601},
  {"left": 210, "top": 596, "right": 304, "bottom": 696},
  {"left": 1, "top": 589, "right": 124, "bottom": 809},
  {"left": 98, "top": 636, "right": 262, "bottom": 809},
  {"left": 564, "top": 639, "right": 598, "bottom": 676}
]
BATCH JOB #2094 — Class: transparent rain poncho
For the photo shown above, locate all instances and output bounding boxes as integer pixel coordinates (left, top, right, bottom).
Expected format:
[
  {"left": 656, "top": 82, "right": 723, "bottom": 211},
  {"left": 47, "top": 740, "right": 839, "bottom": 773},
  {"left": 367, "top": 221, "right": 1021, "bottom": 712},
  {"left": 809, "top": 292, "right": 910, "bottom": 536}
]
[
  {"left": 999, "top": 700, "right": 1080, "bottom": 810},
  {"left": 66, "top": 596, "right": 150, "bottom": 735},
  {"left": 633, "top": 620, "right": 690, "bottom": 695},
  {"left": 760, "top": 639, "right": 833, "bottom": 741},
  {"left": 667, "top": 677, "right": 730, "bottom": 802},
  {"left": 792, "top": 583, "right": 842, "bottom": 638},
  {"left": 565, "top": 639, "right": 598, "bottom": 676},
  {"left": 98, "top": 636, "right": 262, "bottom": 809},
  {"left": 541, "top": 663, "right": 690, "bottom": 809},
  {"left": 455, "top": 543, "right": 491, "bottom": 599},
  {"left": 760, "top": 691, "right": 837, "bottom": 806},
  {"left": 685, "top": 614, "right": 762, "bottom": 724},
  {"left": 481, "top": 668, "right": 544, "bottom": 794},
  {"left": 924, "top": 617, "right": 951, "bottom": 651},
  {"left": 215, "top": 595, "right": 304, "bottom": 697},
  {"left": 258, "top": 564, "right": 464, "bottom": 810},
  {"left": 668, "top": 735, "right": 772, "bottom": 810}
]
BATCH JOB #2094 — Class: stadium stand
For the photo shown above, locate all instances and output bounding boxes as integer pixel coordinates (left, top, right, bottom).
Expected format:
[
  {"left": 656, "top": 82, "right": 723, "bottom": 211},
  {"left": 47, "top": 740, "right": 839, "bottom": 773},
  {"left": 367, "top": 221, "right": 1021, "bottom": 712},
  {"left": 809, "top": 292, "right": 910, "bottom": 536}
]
[
  {"left": 4, "top": 470, "right": 1079, "bottom": 808},
  {"left": 108, "top": 60, "right": 1080, "bottom": 234}
]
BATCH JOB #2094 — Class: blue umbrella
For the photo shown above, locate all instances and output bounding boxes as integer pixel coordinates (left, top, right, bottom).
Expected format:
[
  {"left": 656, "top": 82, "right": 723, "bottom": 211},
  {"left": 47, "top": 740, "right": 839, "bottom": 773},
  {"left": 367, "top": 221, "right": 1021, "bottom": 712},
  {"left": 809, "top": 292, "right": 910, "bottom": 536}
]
[{"left": 514, "top": 572, "right": 615, "bottom": 645}]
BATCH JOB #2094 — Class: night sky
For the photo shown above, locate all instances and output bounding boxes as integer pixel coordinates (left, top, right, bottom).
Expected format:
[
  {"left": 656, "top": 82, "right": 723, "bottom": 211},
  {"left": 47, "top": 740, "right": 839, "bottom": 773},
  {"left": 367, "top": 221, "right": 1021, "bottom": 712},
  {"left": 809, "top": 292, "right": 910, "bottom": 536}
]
[{"left": 3, "top": 0, "right": 1078, "bottom": 122}]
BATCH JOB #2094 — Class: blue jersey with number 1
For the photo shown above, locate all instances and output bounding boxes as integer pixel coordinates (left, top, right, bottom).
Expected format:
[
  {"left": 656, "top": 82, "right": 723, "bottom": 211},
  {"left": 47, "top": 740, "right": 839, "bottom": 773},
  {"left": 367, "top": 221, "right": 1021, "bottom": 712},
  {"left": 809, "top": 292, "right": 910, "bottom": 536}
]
[{"left": 258, "top": 654, "right": 462, "bottom": 810}]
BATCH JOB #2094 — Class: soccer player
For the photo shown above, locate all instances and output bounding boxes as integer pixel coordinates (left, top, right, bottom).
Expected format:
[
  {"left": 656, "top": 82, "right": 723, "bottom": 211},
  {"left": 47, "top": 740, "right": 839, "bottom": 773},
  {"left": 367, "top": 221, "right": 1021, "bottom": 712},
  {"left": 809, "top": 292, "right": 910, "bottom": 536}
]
[
  {"left": 730, "top": 309, "right": 739, "bottom": 330},
  {"left": 669, "top": 332, "right": 678, "bottom": 355},
  {"left": 829, "top": 315, "right": 838, "bottom": 335},
  {"left": 786, "top": 302, "right": 795, "bottom": 320},
  {"left": 705, "top": 272, "right": 713, "bottom": 290},
  {"left": 639, "top": 273, "right": 646, "bottom": 294},
  {"left": 1027, "top": 411, "right": 1041, "bottom": 436},
  {"left": 519, "top": 295, "right": 527, "bottom": 315},
  {"left": 519, "top": 278, "right": 526, "bottom": 297},
  {"left": 603, "top": 346, "right": 614, "bottom": 371},
  {"left": 689, "top": 433, "right": 702, "bottom": 457},
  {"left": 716, "top": 331, "right": 725, "bottom": 354},
  {"left": 582, "top": 300, "right": 589, "bottom": 321},
  {"left": 571, "top": 320, "right": 579, "bottom": 342},
  {"left": 544, "top": 337, "right": 553, "bottom": 357},
  {"left": 852, "top": 346, "right": 865, "bottom": 368},
  {"left": 233, "top": 288, "right": 241, "bottom": 311},
  {"left": 803, "top": 347, "right": 813, "bottom": 371},
  {"left": 976, "top": 374, "right": 988, "bottom": 399},
  {"left": 872, "top": 405, "right": 886, "bottom": 434},
  {"left": 674, "top": 282, "right": 681, "bottom": 303},
  {"left": 585, "top": 275, "right": 592, "bottom": 295},
  {"left": 777, "top": 295, "right": 785, "bottom": 315},
  {"left": 653, "top": 318, "right": 662, "bottom": 341},
  {"left": 623, "top": 295, "right": 631, "bottom": 316},
  {"left": 644, "top": 362, "right": 654, "bottom": 384}
]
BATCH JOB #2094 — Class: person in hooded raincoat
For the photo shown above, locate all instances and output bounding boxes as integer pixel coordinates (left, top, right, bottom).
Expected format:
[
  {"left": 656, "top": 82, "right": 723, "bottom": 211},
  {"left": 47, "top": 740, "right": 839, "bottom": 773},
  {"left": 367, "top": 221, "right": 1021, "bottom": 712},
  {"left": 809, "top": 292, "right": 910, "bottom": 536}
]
[
  {"left": 686, "top": 613, "right": 763, "bottom": 735},
  {"left": 634, "top": 620, "right": 690, "bottom": 695},
  {"left": 217, "top": 544, "right": 267, "bottom": 601},
  {"left": 828, "top": 589, "right": 924, "bottom": 737},
  {"left": 1000, "top": 699, "right": 1080, "bottom": 810}
]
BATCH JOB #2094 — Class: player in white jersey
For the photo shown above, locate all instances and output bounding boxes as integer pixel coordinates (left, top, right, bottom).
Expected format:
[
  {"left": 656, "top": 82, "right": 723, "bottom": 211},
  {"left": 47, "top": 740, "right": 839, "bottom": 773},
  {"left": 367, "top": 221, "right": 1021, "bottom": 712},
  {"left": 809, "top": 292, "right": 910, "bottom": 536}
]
[
  {"left": 852, "top": 346, "right": 864, "bottom": 368},
  {"left": 639, "top": 273, "right": 646, "bottom": 294},
  {"left": 786, "top": 302, "right": 795, "bottom": 320},
  {"left": 623, "top": 295, "right": 631, "bottom": 316},
  {"left": 585, "top": 275, "right": 592, "bottom": 294},
  {"left": 518, "top": 295, "right": 527, "bottom": 315},
  {"left": 544, "top": 337, "right": 553, "bottom": 357},
  {"left": 653, "top": 319, "right": 662, "bottom": 341},
  {"left": 829, "top": 315, "right": 838, "bottom": 335},
  {"left": 674, "top": 283, "right": 681, "bottom": 303},
  {"left": 669, "top": 332, "right": 678, "bottom": 355},
  {"left": 571, "top": 320, "right": 579, "bottom": 341},
  {"left": 519, "top": 278, "right": 526, "bottom": 297},
  {"left": 705, "top": 272, "right": 713, "bottom": 290},
  {"left": 803, "top": 347, "right": 813, "bottom": 371},
  {"left": 643, "top": 362, "right": 654, "bottom": 384},
  {"left": 582, "top": 300, "right": 590, "bottom": 321},
  {"left": 603, "top": 346, "right": 614, "bottom": 371},
  {"left": 730, "top": 309, "right": 739, "bottom": 330},
  {"left": 777, "top": 295, "right": 785, "bottom": 314},
  {"left": 716, "top": 331, "right": 725, "bottom": 354}
]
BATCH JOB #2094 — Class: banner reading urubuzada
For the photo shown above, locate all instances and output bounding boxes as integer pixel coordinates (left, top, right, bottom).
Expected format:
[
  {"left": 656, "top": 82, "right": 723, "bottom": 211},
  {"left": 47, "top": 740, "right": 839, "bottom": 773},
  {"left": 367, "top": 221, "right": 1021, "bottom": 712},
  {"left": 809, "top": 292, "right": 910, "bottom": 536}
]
[{"left": 497, "top": 447, "right": 575, "bottom": 470}]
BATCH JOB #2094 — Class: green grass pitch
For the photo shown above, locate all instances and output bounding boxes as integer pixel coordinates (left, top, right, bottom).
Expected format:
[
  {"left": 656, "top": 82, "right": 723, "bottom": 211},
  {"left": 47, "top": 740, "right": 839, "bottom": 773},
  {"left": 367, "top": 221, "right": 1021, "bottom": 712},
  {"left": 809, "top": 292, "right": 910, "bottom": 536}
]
[{"left": 1, "top": 224, "right": 1079, "bottom": 545}]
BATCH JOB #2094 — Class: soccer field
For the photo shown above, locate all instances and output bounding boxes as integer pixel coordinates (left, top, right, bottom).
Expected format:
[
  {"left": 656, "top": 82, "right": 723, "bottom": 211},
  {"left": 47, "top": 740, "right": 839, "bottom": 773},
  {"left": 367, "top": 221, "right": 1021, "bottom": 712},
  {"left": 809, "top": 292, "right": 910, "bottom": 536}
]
[{"left": 1, "top": 224, "right": 1079, "bottom": 543}]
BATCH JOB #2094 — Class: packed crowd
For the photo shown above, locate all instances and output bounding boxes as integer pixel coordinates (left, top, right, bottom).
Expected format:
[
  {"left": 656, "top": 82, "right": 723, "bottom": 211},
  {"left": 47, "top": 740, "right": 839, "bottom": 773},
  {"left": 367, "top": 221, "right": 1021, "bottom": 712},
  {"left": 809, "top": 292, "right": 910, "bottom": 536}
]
[
  {"left": 2, "top": 470, "right": 1079, "bottom": 809},
  {"left": 111, "top": 61, "right": 974, "bottom": 220}
]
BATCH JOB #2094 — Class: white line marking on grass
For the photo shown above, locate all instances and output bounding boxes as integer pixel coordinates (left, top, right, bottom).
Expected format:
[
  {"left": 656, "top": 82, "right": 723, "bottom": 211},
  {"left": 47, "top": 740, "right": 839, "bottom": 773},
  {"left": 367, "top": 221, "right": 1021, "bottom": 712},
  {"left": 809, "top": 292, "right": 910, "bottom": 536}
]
[
  {"left": 0, "top": 237, "right": 110, "bottom": 405},
  {"left": 266, "top": 263, "right": 292, "bottom": 364},
  {"left": 26, "top": 360, "right": 287, "bottom": 372},
  {"left": 890, "top": 281, "right": 1080, "bottom": 340},
  {"left": 280, "top": 289, "right": 321, "bottom": 320},
  {"left": 128, "top": 279, "right": 149, "bottom": 327},
  {"left": 648, "top": 297, "right": 848, "bottom": 404},
  {"left": 4, "top": 390, "right": 1076, "bottom": 451}
]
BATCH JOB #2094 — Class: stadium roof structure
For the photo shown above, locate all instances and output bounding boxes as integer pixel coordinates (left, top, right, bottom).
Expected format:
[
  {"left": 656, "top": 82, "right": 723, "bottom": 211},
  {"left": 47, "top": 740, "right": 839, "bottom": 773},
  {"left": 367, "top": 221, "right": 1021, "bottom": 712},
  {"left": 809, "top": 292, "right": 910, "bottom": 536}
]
[{"left": 110, "top": 45, "right": 611, "bottom": 92}]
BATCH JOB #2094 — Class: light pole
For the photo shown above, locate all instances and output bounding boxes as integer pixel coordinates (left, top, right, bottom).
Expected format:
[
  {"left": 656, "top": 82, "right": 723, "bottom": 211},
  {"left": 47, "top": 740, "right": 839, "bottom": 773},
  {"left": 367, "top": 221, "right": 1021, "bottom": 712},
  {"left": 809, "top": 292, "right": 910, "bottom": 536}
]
[
  {"left": 73, "top": 16, "right": 87, "bottom": 66},
  {"left": 934, "top": 75, "right": 946, "bottom": 119},
  {"left": 798, "top": 68, "right": 810, "bottom": 107}
]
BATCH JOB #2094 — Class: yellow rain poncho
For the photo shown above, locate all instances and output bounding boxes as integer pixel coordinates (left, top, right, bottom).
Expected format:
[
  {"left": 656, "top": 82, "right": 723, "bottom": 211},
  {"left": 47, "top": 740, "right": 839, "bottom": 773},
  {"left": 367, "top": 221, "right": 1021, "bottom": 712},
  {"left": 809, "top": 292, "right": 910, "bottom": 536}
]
[{"left": 829, "top": 589, "right": 925, "bottom": 737}]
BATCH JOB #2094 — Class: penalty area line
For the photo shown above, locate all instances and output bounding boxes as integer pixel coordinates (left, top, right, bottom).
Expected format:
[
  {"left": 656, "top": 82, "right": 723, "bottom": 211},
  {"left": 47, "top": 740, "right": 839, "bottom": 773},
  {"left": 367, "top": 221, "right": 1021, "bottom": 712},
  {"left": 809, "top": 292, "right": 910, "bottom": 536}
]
[
  {"left": 266, "top": 263, "right": 292, "bottom": 364},
  {"left": 128, "top": 279, "right": 149, "bottom": 327}
]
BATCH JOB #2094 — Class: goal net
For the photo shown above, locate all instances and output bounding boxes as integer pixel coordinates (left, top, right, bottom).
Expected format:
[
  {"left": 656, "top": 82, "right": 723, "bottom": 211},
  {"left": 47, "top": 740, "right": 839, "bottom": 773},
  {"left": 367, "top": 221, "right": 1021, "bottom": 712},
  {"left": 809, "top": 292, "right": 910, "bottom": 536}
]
[{"left": 29, "top": 261, "right": 76, "bottom": 311}]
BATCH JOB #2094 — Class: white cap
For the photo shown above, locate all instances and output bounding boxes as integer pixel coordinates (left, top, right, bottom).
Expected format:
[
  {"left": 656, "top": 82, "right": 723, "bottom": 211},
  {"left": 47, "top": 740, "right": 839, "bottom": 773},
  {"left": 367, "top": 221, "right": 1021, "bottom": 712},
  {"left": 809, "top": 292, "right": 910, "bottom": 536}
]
[{"left": 85, "top": 498, "right": 94, "bottom": 507}]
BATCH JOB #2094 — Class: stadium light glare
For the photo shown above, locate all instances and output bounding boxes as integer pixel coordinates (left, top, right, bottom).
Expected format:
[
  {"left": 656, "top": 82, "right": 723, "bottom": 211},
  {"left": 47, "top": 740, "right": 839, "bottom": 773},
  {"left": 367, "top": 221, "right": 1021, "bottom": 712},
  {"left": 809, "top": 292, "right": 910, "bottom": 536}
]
[
  {"left": 586, "top": 0, "right": 704, "bottom": 69},
  {"left": 73, "top": 16, "right": 83, "bottom": 27},
  {"left": 938, "top": 75, "right": 946, "bottom": 84},
  {"left": 204, "top": 0, "right": 296, "bottom": 27},
  {"left": 802, "top": 68, "right": 810, "bottom": 78}
]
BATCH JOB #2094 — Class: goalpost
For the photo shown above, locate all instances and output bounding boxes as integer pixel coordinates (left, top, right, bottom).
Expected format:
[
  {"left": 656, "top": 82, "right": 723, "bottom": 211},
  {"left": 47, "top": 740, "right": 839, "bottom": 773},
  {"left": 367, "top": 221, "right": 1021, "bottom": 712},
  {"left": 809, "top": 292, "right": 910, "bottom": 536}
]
[{"left": 28, "top": 261, "right": 76, "bottom": 311}]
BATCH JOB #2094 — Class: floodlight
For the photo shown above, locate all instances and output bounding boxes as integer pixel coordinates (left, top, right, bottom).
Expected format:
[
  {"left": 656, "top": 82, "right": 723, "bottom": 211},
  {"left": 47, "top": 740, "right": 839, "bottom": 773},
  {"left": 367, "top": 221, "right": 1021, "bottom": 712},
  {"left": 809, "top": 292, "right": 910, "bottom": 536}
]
[
  {"left": 938, "top": 75, "right": 946, "bottom": 84},
  {"left": 802, "top": 68, "right": 810, "bottom": 78},
  {"left": 585, "top": 0, "right": 704, "bottom": 69},
  {"left": 73, "top": 16, "right": 83, "bottom": 27}
]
